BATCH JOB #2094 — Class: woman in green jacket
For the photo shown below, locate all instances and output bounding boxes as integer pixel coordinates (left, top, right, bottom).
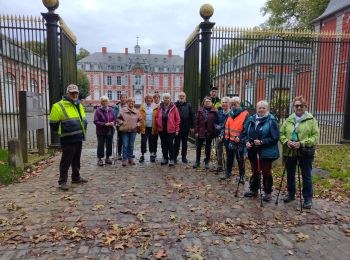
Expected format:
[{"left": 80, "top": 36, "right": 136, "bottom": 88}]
[{"left": 280, "top": 96, "right": 319, "bottom": 209}]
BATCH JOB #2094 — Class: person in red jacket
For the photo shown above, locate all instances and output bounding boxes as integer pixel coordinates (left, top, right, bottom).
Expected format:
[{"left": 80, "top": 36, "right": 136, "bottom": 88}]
[{"left": 156, "top": 93, "right": 180, "bottom": 167}]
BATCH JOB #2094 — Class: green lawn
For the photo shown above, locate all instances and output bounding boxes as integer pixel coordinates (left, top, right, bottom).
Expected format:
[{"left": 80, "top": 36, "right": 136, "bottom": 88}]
[{"left": 0, "top": 149, "right": 23, "bottom": 185}]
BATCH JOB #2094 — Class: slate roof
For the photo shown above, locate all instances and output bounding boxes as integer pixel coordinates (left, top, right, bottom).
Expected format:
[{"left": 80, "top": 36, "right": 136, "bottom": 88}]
[{"left": 313, "top": 0, "right": 350, "bottom": 23}]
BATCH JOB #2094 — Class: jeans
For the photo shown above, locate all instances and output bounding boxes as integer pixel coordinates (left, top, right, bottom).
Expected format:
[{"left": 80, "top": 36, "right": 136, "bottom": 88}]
[
  {"left": 225, "top": 144, "right": 245, "bottom": 177},
  {"left": 141, "top": 127, "right": 156, "bottom": 154},
  {"left": 97, "top": 135, "right": 113, "bottom": 158},
  {"left": 285, "top": 156, "right": 313, "bottom": 202},
  {"left": 249, "top": 158, "right": 273, "bottom": 194},
  {"left": 159, "top": 132, "right": 175, "bottom": 160},
  {"left": 174, "top": 131, "right": 189, "bottom": 159},
  {"left": 59, "top": 141, "right": 82, "bottom": 184},
  {"left": 196, "top": 137, "right": 212, "bottom": 163},
  {"left": 121, "top": 132, "right": 137, "bottom": 160}
]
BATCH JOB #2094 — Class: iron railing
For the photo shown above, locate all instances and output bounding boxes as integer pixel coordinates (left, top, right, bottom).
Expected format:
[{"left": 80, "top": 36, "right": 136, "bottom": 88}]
[{"left": 184, "top": 26, "right": 350, "bottom": 144}]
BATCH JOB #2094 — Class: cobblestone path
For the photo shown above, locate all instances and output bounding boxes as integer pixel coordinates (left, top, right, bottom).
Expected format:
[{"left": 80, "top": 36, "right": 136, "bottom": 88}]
[{"left": 0, "top": 113, "right": 349, "bottom": 259}]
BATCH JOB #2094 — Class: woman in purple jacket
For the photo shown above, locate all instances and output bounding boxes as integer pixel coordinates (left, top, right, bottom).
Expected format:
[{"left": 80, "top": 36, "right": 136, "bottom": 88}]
[
  {"left": 93, "top": 96, "right": 116, "bottom": 166},
  {"left": 193, "top": 96, "right": 218, "bottom": 169}
]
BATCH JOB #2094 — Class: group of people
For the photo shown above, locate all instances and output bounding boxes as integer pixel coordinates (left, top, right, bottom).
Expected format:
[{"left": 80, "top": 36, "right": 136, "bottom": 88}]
[{"left": 50, "top": 84, "right": 320, "bottom": 209}]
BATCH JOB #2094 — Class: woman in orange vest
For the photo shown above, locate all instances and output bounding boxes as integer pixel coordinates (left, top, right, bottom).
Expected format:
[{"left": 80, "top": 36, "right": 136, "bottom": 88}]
[{"left": 219, "top": 96, "right": 249, "bottom": 182}]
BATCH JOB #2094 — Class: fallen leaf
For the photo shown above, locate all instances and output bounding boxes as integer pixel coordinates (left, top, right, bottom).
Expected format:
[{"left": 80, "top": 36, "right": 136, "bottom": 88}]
[
  {"left": 296, "top": 232, "right": 309, "bottom": 242},
  {"left": 155, "top": 249, "right": 167, "bottom": 259},
  {"left": 169, "top": 214, "right": 177, "bottom": 221},
  {"left": 190, "top": 253, "right": 204, "bottom": 260},
  {"left": 92, "top": 204, "right": 105, "bottom": 211},
  {"left": 224, "top": 237, "right": 236, "bottom": 243},
  {"left": 288, "top": 250, "right": 294, "bottom": 255}
]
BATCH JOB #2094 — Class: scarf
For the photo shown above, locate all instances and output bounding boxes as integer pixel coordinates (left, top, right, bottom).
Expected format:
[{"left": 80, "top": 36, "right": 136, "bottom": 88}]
[
  {"left": 255, "top": 113, "right": 269, "bottom": 129},
  {"left": 229, "top": 106, "right": 243, "bottom": 119}
]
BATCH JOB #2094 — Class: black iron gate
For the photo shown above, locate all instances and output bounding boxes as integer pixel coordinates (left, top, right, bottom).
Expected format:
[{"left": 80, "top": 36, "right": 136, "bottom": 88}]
[{"left": 184, "top": 12, "right": 350, "bottom": 144}]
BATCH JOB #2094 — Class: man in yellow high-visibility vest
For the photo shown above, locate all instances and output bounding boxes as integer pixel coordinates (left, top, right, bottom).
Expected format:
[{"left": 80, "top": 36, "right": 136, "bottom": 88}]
[{"left": 49, "top": 84, "right": 88, "bottom": 191}]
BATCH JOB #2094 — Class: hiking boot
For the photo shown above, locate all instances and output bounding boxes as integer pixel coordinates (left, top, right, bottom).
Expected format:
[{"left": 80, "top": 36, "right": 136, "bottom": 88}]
[
  {"left": 72, "top": 177, "right": 88, "bottom": 184},
  {"left": 128, "top": 159, "right": 135, "bottom": 165},
  {"left": 205, "top": 161, "right": 210, "bottom": 170},
  {"left": 236, "top": 176, "right": 245, "bottom": 184},
  {"left": 283, "top": 195, "right": 295, "bottom": 203},
  {"left": 192, "top": 161, "right": 200, "bottom": 168},
  {"left": 303, "top": 200, "right": 312, "bottom": 209},
  {"left": 139, "top": 155, "right": 145, "bottom": 163},
  {"left": 117, "top": 154, "right": 122, "bottom": 160},
  {"left": 161, "top": 158, "right": 168, "bottom": 165},
  {"left": 244, "top": 191, "right": 258, "bottom": 197},
  {"left": 150, "top": 155, "right": 156, "bottom": 162},
  {"left": 263, "top": 193, "right": 272, "bottom": 202},
  {"left": 59, "top": 183, "right": 68, "bottom": 191},
  {"left": 182, "top": 157, "right": 188, "bottom": 163},
  {"left": 105, "top": 157, "right": 112, "bottom": 164},
  {"left": 122, "top": 160, "right": 127, "bottom": 166},
  {"left": 169, "top": 160, "right": 175, "bottom": 167},
  {"left": 97, "top": 159, "right": 104, "bottom": 166},
  {"left": 220, "top": 171, "right": 231, "bottom": 180}
]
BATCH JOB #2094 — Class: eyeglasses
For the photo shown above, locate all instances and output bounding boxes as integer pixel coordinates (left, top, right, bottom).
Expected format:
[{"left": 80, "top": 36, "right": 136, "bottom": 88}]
[{"left": 294, "top": 104, "right": 304, "bottom": 108}]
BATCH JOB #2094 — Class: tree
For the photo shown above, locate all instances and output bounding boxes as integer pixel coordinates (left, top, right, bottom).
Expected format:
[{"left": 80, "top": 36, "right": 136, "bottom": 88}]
[
  {"left": 76, "top": 48, "right": 90, "bottom": 61},
  {"left": 261, "top": 0, "right": 329, "bottom": 29},
  {"left": 77, "top": 69, "right": 90, "bottom": 99}
]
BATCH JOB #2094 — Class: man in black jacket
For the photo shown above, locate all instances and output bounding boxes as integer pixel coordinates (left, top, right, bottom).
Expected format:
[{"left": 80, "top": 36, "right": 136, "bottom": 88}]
[{"left": 174, "top": 92, "right": 194, "bottom": 163}]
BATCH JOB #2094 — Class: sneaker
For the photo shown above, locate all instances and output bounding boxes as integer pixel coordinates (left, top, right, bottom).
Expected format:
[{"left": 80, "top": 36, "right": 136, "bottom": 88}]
[
  {"left": 263, "top": 193, "right": 272, "bottom": 202},
  {"left": 169, "top": 160, "right": 175, "bottom": 167},
  {"left": 72, "top": 177, "right": 88, "bottom": 184},
  {"left": 303, "top": 200, "right": 312, "bottom": 209},
  {"left": 117, "top": 154, "right": 122, "bottom": 160},
  {"left": 128, "top": 159, "right": 135, "bottom": 165},
  {"left": 244, "top": 191, "right": 258, "bottom": 197},
  {"left": 150, "top": 155, "right": 156, "bottom": 163},
  {"left": 192, "top": 161, "right": 200, "bottom": 168},
  {"left": 122, "top": 160, "right": 127, "bottom": 167},
  {"left": 220, "top": 171, "right": 231, "bottom": 180},
  {"left": 161, "top": 158, "right": 168, "bottom": 165},
  {"left": 139, "top": 155, "right": 145, "bottom": 163},
  {"left": 205, "top": 162, "right": 210, "bottom": 170},
  {"left": 105, "top": 158, "right": 112, "bottom": 164},
  {"left": 58, "top": 183, "right": 68, "bottom": 191},
  {"left": 216, "top": 166, "right": 223, "bottom": 172},
  {"left": 283, "top": 195, "right": 295, "bottom": 203},
  {"left": 182, "top": 157, "right": 188, "bottom": 163},
  {"left": 97, "top": 159, "right": 104, "bottom": 166}
]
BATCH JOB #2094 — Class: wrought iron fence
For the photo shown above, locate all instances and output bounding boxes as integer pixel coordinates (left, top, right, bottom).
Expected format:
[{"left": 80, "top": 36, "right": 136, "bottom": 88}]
[
  {"left": 0, "top": 14, "right": 77, "bottom": 150},
  {"left": 184, "top": 26, "right": 350, "bottom": 144},
  {"left": 0, "top": 15, "right": 49, "bottom": 150}
]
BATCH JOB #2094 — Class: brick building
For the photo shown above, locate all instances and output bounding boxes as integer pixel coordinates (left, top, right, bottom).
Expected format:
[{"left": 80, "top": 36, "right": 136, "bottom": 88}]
[{"left": 77, "top": 43, "right": 184, "bottom": 105}]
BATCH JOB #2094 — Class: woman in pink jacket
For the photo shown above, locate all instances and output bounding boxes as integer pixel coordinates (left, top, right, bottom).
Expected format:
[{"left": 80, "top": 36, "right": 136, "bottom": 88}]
[{"left": 156, "top": 93, "right": 180, "bottom": 167}]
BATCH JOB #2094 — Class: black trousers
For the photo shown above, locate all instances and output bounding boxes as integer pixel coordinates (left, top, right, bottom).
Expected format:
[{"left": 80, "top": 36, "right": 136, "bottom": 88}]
[
  {"left": 141, "top": 127, "right": 156, "bottom": 154},
  {"left": 59, "top": 141, "right": 82, "bottom": 184},
  {"left": 117, "top": 129, "right": 123, "bottom": 155},
  {"left": 225, "top": 145, "right": 245, "bottom": 176},
  {"left": 159, "top": 132, "right": 175, "bottom": 160},
  {"left": 196, "top": 137, "right": 212, "bottom": 163},
  {"left": 174, "top": 131, "right": 189, "bottom": 159},
  {"left": 97, "top": 135, "right": 113, "bottom": 158}
]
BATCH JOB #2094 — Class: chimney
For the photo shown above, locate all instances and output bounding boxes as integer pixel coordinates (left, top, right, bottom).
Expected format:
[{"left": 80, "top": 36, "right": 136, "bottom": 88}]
[
  {"left": 125, "top": 48, "right": 128, "bottom": 55},
  {"left": 168, "top": 49, "right": 172, "bottom": 57},
  {"left": 148, "top": 49, "right": 151, "bottom": 55},
  {"left": 102, "top": 47, "right": 107, "bottom": 54}
]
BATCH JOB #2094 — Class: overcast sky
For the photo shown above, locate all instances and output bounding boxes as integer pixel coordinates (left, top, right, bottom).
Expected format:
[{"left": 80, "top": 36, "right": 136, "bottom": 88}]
[{"left": 1, "top": 0, "right": 267, "bottom": 57}]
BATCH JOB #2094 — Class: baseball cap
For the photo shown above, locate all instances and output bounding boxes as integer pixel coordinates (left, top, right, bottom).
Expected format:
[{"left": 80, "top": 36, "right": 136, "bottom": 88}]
[{"left": 66, "top": 84, "right": 79, "bottom": 93}]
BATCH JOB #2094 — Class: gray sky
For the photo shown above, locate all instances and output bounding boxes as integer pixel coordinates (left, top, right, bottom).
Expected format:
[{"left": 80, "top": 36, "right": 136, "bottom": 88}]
[{"left": 1, "top": 0, "right": 267, "bottom": 57}]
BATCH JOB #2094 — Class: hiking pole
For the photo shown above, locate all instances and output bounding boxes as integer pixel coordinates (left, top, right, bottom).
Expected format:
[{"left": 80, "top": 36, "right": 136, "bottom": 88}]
[
  {"left": 275, "top": 149, "right": 291, "bottom": 205},
  {"left": 297, "top": 154, "right": 303, "bottom": 212},
  {"left": 257, "top": 151, "right": 263, "bottom": 207}
]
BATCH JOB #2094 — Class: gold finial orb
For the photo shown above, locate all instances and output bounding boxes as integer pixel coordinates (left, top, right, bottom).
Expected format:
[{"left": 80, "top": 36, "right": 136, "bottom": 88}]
[
  {"left": 200, "top": 4, "right": 214, "bottom": 20},
  {"left": 42, "top": 0, "right": 59, "bottom": 12}
]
